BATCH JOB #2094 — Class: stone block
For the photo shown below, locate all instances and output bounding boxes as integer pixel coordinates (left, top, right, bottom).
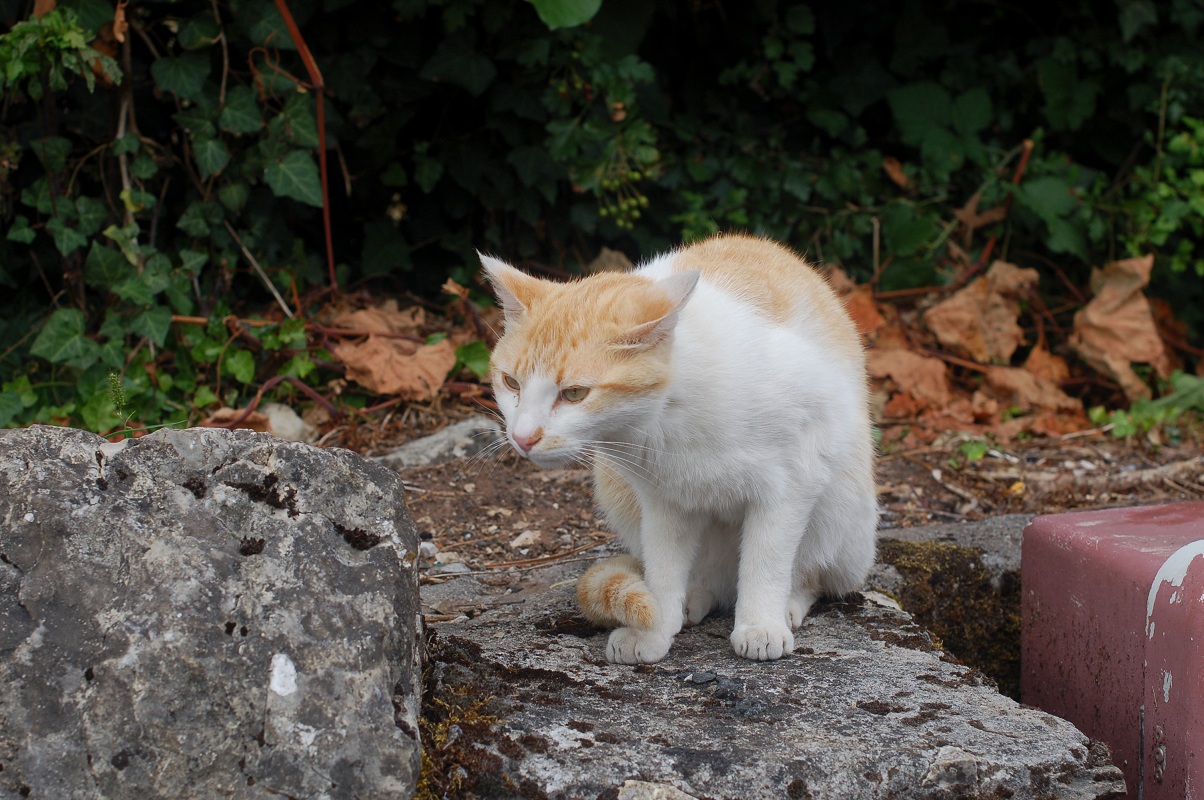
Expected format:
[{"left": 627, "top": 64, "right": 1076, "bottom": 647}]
[
  {"left": 425, "top": 562, "right": 1126, "bottom": 799},
  {"left": 1022, "top": 502, "right": 1204, "bottom": 798},
  {"left": 0, "top": 426, "right": 422, "bottom": 799}
]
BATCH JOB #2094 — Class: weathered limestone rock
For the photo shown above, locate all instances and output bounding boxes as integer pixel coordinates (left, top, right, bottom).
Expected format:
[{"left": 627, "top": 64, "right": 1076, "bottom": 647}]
[
  {"left": 424, "top": 565, "right": 1126, "bottom": 800},
  {"left": 0, "top": 425, "right": 421, "bottom": 799},
  {"left": 372, "top": 416, "right": 502, "bottom": 470}
]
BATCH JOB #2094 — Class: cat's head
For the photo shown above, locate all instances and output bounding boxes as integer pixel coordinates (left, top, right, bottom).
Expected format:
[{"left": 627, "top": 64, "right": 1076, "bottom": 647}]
[{"left": 481, "top": 254, "right": 698, "bottom": 467}]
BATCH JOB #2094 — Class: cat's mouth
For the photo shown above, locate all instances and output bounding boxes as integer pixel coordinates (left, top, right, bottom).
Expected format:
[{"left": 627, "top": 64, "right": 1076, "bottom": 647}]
[{"left": 511, "top": 442, "right": 577, "bottom": 469}]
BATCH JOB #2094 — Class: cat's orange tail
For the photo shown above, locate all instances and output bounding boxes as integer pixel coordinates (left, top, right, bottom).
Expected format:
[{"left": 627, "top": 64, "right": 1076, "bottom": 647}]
[{"left": 577, "top": 555, "right": 659, "bottom": 631}]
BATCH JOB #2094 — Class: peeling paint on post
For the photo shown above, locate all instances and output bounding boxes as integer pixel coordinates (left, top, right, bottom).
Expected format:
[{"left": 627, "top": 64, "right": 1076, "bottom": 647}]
[
  {"left": 1022, "top": 502, "right": 1204, "bottom": 799},
  {"left": 1143, "top": 536, "right": 1204, "bottom": 797}
]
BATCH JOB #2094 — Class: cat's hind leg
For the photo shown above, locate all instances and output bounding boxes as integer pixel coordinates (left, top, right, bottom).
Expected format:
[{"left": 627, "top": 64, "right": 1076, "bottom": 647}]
[
  {"left": 787, "top": 586, "right": 820, "bottom": 629},
  {"left": 683, "top": 519, "right": 738, "bottom": 626},
  {"left": 683, "top": 588, "right": 717, "bottom": 627}
]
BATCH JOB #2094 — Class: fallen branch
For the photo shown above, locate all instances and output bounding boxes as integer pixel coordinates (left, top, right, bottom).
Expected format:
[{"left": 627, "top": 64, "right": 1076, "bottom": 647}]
[
  {"left": 979, "top": 456, "right": 1204, "bottom": 495},
  {"left": 482, "top": 535, "right": 614, "bottom": 570},
  {"left": 199, "top": 374, "right": 341, "bottom": 429}
]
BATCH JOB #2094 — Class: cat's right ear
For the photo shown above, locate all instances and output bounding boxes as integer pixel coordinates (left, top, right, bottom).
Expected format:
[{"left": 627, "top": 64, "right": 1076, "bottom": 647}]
[{"left": 479, "top": 253, "right": 542, "bottom": 326}]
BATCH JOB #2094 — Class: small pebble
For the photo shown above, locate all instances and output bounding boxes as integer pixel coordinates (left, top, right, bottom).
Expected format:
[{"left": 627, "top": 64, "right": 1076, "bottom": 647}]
[{"left": 419, "top": 541, "right": 439, "bottom": 559}]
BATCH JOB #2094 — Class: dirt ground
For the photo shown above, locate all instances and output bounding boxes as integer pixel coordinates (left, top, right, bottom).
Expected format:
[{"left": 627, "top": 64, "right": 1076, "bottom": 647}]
[{"left": 336, "top": 408, "right": 1204, "bottom": 601}]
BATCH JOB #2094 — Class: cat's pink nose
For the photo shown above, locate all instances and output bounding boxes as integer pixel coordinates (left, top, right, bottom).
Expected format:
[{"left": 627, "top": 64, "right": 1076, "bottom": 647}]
[{"left": 512, "top": 429, "right": 543, "bottom": 454}]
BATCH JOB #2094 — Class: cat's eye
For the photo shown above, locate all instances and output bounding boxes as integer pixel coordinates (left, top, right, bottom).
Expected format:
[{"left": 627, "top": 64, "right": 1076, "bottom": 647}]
[
  {"left": 560, "top": 386, "right": 590, "bottom": 403},
  {"left": 501, "top": 374, "right": 521, "bottom": 391}
]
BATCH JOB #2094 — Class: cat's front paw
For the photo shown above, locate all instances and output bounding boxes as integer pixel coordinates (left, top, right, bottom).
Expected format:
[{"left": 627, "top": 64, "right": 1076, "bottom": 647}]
[
  {"left": 606, "top": 627, "right": 673, "bottom": 664},
  {"left": 731, "top": 623, "right": 794, "bottom": 661}
]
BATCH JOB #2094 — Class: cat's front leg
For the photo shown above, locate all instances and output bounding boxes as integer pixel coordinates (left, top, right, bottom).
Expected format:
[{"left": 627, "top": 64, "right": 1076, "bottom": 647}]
[
  {"left": 605, "top": 501, "right": 698, "bottom": 665},
  {"left": 730, "top": 499, "right": 814, "bottom": 661}
]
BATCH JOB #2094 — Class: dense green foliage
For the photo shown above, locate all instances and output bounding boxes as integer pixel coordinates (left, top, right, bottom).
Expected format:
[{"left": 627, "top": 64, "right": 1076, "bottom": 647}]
[{"left": 1, "top": 0, "right": 1201, "bottom": 432}]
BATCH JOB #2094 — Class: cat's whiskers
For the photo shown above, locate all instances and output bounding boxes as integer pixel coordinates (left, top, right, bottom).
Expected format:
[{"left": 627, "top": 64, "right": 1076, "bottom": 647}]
[
  {"left": 582, "top": 441, "right": 662, "bottom": 486},
  {"left": 454, "top": 436, "right": 512, "bottom": 481}
]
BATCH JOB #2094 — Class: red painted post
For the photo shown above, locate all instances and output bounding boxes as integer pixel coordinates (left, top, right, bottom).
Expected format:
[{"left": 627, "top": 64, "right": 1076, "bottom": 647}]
[{"left": 1021, "top": 502, "right": 1204, "bottom": 798}]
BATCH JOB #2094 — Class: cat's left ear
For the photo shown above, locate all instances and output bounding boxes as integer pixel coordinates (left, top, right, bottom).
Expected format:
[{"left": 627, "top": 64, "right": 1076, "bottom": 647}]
[
  {"left": 615, "top": 270, "right": 700, "bottom": 350},
  {"left": 479, "top": 253, "right": 543, "bottom": 326}
]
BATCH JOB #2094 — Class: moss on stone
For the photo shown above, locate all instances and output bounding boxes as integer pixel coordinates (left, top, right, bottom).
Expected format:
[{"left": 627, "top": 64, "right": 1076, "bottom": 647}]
[{"left": 876, "top": 539, "right": 1022, "bottom": 699}]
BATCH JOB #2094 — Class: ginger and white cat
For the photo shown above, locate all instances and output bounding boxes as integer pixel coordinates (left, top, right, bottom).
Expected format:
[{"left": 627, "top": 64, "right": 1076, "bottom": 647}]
[{"left": 482, "top": 234, "right": 877, "bottom": 664}]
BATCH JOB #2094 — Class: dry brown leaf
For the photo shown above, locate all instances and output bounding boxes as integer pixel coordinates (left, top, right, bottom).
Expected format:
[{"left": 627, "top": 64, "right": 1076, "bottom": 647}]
[
  {"left": 33, "top": 0, "right": 55, "bottom": 18},
  {"left": 587, "top": 247, "right": 635, "bottom": 274},
  {"left": 882, "top": 156, "right": 911, "bottom": 190},
  {"left": 843, "top": 285, "right": 885, "bottom": 336},
  {"left": 824, "top": 265, "right": 856, "bottom": 296},
  {"left": 200, "top": 407, "right": 272, "bottom": 433},
  {"left": 442, "top": 278, "right": 470, "bottom": 300},
  {"left": 985, "top": 366, "right": 1082, "bottom": 413},
  {"left": 330, "top": 300, "right": 424, "bottom": 334},
  {"left": 1023, "top": 346, "right": 1070, "bottom": 384},
  {"left": 335, "top": 336, "right": 455, "bottom": 400},
  {"left": 923, "top": 260, "right": 1038, "bottom": 364},
  {"left": 867, "top": 349, "right": 951, "bottom": 411},
  {"left": 112, "top": 1, "right": 127, "bottom": 42},
  {"left": 1069, "top": 254, "right": 1171, "bottom": 401}
]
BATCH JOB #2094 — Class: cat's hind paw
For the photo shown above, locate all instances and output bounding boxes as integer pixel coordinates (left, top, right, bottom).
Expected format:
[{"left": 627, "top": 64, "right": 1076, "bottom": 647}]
[
  {"left": 683, "top": 588, "right": 716, "bottom": 627},
  {"left": 787, "top": 588, "right": 819, "bottom": 629},
  {"left": 606, "top": 627, "right": 673, "bottom": 664},
  {"left": 731, "top": 623, "right": 794, "bottom": 661}
]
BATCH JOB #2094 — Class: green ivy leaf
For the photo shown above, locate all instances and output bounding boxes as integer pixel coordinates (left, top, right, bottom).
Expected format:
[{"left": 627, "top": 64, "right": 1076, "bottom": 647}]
[
  {"left": 7, "top": 215, "right": 35, "bottom": 244},
  {"left": 279, "top": 93, "right": 318, "bottom": 147},
  {"left": 31, "top": 136, "right": 72, "bottom": 173},
  {"left": 75, "top": 195, "right": 108, "bottom": 236},
  {"left": 31, "top": 308, "right": 98, "bottom": 368},
  {"left": 420, "top": 38, "right": 497, "bottom": 95},
  {"left": 888, "top": 82, "right": 953, "bottom": 146},
  {"left": 456, "top": 340, "right": 491, "bottom": 380},
  {"left": 131, "top": 151, "right": 159, "bottom": 180},
  {"left": 224, "top": 349, "right": 256, "bottom": 384},
  {"left": 178, "top": 13, "right": 222, "bottom": 49},
  {"left": 80, "top": 391, "right": 121, "bottom": 434},
  {"left": 193, "top": 135, "right": 231, "bottom": 177},
  {"left": 113, "top": 254, "right": 171, "bottom": 306},
  {"left": 220, "top": 85, "right": 262, "bottom": 134},
  {"left": 179, "top": 249, "right": 208, "bottom": 275},
  {"left": 529, "top": 0, "right": 602, "bottom": 29},
  {"left": 1037, "top": 58, "right": 1099, "bottom": 131},
  {"left": 112, "top": 132, "right": 140, "bottom": 156},
  {"left": 952, "top": 88, "right": 992, "bottom": 137},
  {"left": 0, "top": 390, "right": 26, "bottom": 427},
  {"left": 46, "top": 217, "right": 87, "bottom": 256},
  {"left": 265, "top": 150, "right": 324, "bottom": 207},
  {"left": 193, "top": 385, "right": 219, "bottom": 408},
  {"left": 84, "top": 242, "right": 131, "bottom": 288},
  {"left": 218, "top": 181, "right": 250, "bottom": 213},
  {"left": 1013, "top": 176, "right": 1076, "bottom": 223},
  {"left": 151, "top": 52, "right": 211, "bottom": 100},
  {"left": 177, "top": 201, "right": 224, "bottom": 237},
  {"left": 247, "top": 5, "right": 295, "bottom": 49},
  {"left": 103, "top": 222, "right": 142, "bottom": 265},
  {"left": 130, "top": 305, "right": 173, "bottom": 346}
]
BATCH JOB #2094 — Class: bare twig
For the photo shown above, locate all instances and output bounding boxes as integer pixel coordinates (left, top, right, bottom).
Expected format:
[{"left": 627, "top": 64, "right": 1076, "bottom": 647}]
[{"left": 224, "top": 220, "right": 296, "bottom": 319}]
